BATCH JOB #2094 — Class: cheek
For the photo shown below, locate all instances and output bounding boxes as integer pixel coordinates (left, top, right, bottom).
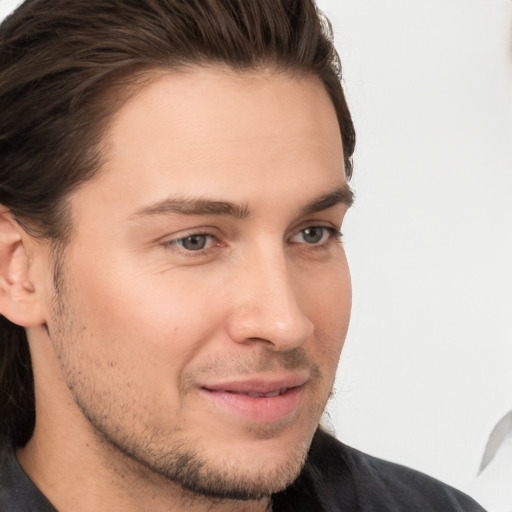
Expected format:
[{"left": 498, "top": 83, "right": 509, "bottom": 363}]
[
  {"left": 298, "top": 258, "right": 351, "bottom": 363},
  {"left": 301, "top": 252, "right": 351, "bottom": 315},
  {"left": 68, "top": 260, "right": 227, "bottom": 368}
]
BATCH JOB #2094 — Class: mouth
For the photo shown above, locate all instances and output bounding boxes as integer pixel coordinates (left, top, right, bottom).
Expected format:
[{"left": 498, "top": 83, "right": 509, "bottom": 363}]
[
  {"left": 236, "top": 388, "right": 290, "bottom": 398},
  {"left": 199, "top": 374, "right": 308, "bottom": 423}
]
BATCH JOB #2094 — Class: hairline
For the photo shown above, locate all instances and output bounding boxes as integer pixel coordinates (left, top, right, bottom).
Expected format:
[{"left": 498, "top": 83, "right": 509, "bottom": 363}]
[{"left": 43, "top": 61, "right": 350, "bottom": 253}]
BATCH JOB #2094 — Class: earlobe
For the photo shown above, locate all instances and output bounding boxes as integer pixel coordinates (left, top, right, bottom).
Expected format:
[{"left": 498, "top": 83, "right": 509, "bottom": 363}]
[{"left": 0, "top": 210, "right": 45, "bottom": 327}]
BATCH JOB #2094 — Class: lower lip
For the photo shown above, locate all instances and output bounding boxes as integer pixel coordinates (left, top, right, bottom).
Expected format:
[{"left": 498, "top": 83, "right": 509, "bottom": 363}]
[{"left": 200, "top": 386, "right": 303, "bottom": 423}]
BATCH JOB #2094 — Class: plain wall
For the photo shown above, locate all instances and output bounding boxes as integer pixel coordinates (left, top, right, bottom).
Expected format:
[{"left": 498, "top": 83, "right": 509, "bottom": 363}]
[
  {"left": 0, "top": 1, "right": 21, "bottom": 19},
  {"left": 317, "top": 0, "right": 512, "bottom": 494}
]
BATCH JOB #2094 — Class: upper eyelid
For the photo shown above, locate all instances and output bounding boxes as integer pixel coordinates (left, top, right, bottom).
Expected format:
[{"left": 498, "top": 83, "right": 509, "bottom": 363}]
[
  {"left": 168, "top": 233, "right": 214, "bottom": 244},
  {"left": 162, "top": 227, "right": 219, "bottom": 242},
  {"left": 289, "top": 225, "right": 339, "bottom": 241},
  {"left": 289, "top": 219, "right": 341, "bottom": 235},
  {"left": 160, "top": 219, "right": 342, "bottom": 244}
]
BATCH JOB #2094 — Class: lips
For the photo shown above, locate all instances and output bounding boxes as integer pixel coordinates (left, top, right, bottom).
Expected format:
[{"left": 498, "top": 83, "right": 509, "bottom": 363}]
[
  {"left": 199, "top": 373, "right": 308, "bottom": 423},
  {"left": 242, "top": 388, "right": 287, "bottom": 398}
]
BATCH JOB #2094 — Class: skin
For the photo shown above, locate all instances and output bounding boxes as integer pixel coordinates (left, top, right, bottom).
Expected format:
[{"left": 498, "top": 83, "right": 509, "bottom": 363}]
[{"left": 12, "top": 67, "right": 352, "bottom": 511}]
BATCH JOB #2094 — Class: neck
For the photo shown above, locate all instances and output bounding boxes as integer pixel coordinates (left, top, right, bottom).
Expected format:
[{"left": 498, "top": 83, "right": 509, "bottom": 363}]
[
  {"left": 17, "top": 428, "right": 272, "bottom": 512},
  {"left": 16, "top": 352, "right": 271, "bottom": 512}
]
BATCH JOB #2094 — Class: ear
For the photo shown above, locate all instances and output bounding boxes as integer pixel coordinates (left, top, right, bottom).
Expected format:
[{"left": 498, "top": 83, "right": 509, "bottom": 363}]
[{"left": 0, "top": 209, "right": 45, "bottom": 327}]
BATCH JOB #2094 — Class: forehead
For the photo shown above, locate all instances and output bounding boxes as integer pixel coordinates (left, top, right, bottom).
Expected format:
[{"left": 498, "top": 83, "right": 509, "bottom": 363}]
[{"left": 76, "top": 66, "right": 346, "bottom": 220}]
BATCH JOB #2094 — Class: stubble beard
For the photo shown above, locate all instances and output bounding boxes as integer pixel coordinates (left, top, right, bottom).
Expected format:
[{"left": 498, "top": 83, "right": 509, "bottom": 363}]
[
  {"left": 91, "top": 424, "right": 316, "bottom": 502},
  {"left": 48, "top": 257, "right": 331, "bottom": 503}
]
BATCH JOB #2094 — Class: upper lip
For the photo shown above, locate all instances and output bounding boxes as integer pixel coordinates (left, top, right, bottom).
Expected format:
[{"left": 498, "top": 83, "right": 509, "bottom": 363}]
[{"left": 200, "top": 372, "right": 310, "bottom": 395}]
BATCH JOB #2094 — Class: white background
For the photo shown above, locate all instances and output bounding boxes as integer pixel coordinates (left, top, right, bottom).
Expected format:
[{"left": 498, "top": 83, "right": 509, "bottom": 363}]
[
  {"left": 316, "top": 0, "right": 512, "bottom": 501},
  {"left": 1, "top": 0, "right": 511, "bottom": 504}
]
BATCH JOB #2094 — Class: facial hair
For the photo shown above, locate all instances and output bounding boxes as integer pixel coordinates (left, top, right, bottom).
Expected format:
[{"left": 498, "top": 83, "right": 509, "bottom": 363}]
[{"left": 47, "top": 257, "right": 332, "bottom": 503}]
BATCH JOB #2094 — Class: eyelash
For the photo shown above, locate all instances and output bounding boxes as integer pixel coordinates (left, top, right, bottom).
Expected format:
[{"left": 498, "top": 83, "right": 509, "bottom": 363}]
[
  {"left": 165, "top": 232, "right": 220, "bottom": 253},
  {"left": 164, "top": 225, "right": 342, "bottom": 256},
  {"left": 289, "top": 226, "right": 342, "bottom": 246}
]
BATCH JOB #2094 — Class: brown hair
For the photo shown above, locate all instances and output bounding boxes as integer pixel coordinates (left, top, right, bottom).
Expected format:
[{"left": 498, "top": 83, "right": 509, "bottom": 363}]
[{"left": 0, "top": 0, "right": 356, "bottom": 445}]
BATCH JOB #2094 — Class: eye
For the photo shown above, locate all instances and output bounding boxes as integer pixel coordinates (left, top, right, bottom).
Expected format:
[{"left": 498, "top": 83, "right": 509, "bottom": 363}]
[
  {"left": 168, "top": 233, "right": 216, "bottom": 251},
  {"left": 290, "top": 226, "right": 339, "bottom": 245}
]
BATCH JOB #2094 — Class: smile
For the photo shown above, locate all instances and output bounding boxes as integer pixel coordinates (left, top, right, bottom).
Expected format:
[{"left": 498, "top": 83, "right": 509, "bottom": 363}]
[
  {"left": 199, "top": 374, "right": 309, "bottom": 423},
  {"left": 242, "top": 389, "right": 288, "bottom": 398}
]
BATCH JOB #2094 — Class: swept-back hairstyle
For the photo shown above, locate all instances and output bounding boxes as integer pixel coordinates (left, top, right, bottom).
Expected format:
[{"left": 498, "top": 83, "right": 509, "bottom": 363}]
[{"left": 0, "top": 0, "right": 355, "bottom": 445}]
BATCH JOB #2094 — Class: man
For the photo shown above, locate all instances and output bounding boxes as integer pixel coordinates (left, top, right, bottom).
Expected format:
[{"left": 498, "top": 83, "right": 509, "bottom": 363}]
[{"left": 0, "top": 1, "right": 485, "bottom": 510}]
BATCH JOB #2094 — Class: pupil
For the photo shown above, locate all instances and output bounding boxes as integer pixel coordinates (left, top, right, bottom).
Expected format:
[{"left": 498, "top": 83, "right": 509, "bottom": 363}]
[
  {"left": 303, "top": 227, "right": 322, "bottom": 244},
  {"left": 183, "top": 235, "right": 207, "bottom": 250}
]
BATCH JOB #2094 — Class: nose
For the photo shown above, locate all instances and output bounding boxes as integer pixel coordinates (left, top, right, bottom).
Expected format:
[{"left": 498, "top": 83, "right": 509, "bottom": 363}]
[{"left": 226, "top": 247, "right": 315, "bottom": 351}]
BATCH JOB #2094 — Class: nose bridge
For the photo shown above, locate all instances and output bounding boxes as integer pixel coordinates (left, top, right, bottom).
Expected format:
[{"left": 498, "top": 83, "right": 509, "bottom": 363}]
[{"left": 228, "top": 239, "right": 314, "bottom": 349}]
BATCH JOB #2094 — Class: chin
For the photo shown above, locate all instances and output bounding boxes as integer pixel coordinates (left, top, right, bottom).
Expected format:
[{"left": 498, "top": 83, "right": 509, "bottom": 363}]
[
  {"left": 173, "top": 426, "right": 315, "bottom": 500},
  {"left": 163, "top": 436, "right": 311, "bottom": 501},
  {"left": 112, "top": 422, "right": 315, "bottom": 502}
]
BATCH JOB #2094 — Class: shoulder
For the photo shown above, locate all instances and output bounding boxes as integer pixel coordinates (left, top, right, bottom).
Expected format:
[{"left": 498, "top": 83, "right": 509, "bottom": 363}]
[
  {"left": 277, "top": 429, "right": 487, "bottom": 512},
  {"left": 0, "top": 437, "right": 57, "bottom": 512},
  {"left": 340, "top": 441, "right": 485, "bottom": 511}
]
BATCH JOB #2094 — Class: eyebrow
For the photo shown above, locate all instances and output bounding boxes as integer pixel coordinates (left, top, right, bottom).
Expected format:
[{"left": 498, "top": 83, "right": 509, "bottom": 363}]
[
  {"left": 298, "top": 185, "right": 354, "bottom": 216},
  {"left": 134, "top": 184, "right": 354, "bottom": 219},
  {"left": 136, "top": 197, "right": 251, "bottom": 219}
]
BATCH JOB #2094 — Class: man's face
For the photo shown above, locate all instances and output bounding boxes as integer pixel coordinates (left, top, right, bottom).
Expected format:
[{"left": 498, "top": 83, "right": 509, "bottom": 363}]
[{"left": 37, "top": 67, "right": 352, "bottom": 499}]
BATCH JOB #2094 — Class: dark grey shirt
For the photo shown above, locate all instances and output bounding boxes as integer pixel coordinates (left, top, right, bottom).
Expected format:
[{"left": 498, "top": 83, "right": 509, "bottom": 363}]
[{"left": 0, "top": 430, "right": 486, "bottom": 511}]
